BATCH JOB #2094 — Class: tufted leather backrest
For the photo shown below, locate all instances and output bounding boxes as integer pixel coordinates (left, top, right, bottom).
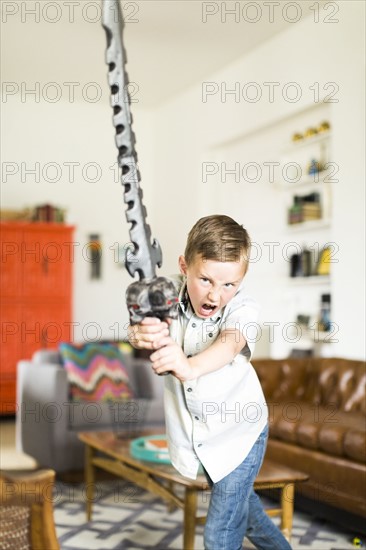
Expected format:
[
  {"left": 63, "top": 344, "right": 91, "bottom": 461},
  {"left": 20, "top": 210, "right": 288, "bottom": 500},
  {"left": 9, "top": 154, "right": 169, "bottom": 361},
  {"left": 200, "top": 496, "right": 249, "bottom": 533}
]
[
  {"left": 252, "top": 358, "right": 366, "bottom": 415},
  {"left": 313, "top": 358, "right": 366, "bottom": 413}
]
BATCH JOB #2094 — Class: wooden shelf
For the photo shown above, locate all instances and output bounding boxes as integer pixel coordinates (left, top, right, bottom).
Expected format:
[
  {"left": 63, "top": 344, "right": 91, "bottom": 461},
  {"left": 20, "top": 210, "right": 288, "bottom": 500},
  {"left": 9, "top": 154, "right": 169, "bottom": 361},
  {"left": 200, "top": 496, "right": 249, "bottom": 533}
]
[
  {"left": 286, "top": 219, "right": 331, "bottom": 232},
  {"left": 278, "top": 173, "right": 331, "bottom": 191},
  {"left": 304, "top": 328, "right": 335, "bottom": 344},
  {"left": 288, "top": 276, "right": 331, "bottom": 286},
  {"left": 281, "top": 132, "right": 331, "bottom": 154}
]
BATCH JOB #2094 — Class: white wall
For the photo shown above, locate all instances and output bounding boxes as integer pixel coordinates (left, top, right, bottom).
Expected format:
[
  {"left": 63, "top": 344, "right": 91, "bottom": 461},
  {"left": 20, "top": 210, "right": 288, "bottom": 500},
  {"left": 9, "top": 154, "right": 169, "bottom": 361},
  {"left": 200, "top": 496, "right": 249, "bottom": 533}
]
[
  {"left": 147, "top": 2, "right": 365, "bottom": 359},
  {"left": 2, "top": 2, "right": 365, "bottom": 358}
]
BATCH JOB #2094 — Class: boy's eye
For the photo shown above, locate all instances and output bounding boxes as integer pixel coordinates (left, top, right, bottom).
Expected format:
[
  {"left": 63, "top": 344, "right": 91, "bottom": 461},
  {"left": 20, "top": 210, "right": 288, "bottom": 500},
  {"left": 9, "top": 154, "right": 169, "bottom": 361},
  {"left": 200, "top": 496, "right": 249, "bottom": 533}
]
[
  {"left": 224, "top": 283, "right": 234, "bottom": 288},
  {"left": 200, "top": 278, "right": 210, "bottom": 284}
]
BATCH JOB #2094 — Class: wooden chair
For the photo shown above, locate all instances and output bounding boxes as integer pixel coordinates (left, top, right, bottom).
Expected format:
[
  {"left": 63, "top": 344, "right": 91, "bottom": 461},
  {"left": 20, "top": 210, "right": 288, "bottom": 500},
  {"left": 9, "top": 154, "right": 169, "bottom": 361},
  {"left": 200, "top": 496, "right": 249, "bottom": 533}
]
[{"left": 0, "top": 469, "right": 59, "bottom": 550}]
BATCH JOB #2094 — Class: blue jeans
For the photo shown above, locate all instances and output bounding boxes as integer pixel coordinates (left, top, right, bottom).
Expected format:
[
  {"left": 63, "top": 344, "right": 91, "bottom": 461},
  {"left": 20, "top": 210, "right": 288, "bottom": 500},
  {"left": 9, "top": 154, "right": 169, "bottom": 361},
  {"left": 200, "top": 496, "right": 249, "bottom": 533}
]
[{"left": 203, "top": 425, "right": 292, "bottom": 550}]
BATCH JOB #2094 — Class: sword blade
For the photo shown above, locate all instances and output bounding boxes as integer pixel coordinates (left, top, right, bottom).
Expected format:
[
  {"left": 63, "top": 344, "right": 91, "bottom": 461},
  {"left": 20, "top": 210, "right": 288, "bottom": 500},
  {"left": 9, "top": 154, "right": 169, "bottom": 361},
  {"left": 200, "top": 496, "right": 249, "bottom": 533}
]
[{"left": 102, "top": 0, "right": 162, "bottom": 280}]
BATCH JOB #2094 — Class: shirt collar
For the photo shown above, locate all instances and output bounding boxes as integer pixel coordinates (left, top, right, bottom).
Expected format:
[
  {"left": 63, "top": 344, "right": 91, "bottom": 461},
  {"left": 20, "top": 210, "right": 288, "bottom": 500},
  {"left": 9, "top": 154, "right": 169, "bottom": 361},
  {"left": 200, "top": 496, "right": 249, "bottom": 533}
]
[{"left": 178, "top": 278, "right": 192, "bottom": 319}]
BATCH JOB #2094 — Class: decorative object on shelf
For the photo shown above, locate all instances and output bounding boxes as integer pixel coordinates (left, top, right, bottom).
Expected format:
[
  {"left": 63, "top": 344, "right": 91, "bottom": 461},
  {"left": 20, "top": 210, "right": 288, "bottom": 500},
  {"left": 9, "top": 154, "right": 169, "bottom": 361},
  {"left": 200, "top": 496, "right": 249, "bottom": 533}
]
[
  {"left": 317, "top": 246, "right": 331, "bottom": 275},
  {"left": 0, "top": 208, "right": 33, "bottom": 221},
  {"left": 34, "top": 204, "right": 65, "bottom": 222},
  {"left": 296, "top": 314, "right": 310, "bottom": 328},
  {"left": 290, "top": 253, "right": 303, "bottom": 277},
  {"left": 288, "top": 192, "right": 322, "bottom": 224},
  {"left": 289, "top": 245, "right": 331, "bottom": 278},
  {"left": 318, "top": 293, "right": 331, "bottom": 332},
  {"left": 291, "top": 132, "right": 304, "bottom": 142},
  {"left": 289, "top": 121, "right": 331, "bottom": 144},
  {"left": 301, "top": 248, "right": 312, "bottom": 276},
  {"left": 290, "top": 247, "right": 315, "bottom": 277},
  {"left": 318, "top": 120, "right": 331, "bottom": 133},
  {"left": 304, "top": 127, "right": 318, "bottom": 138},
  {"left": 307, "top": 158, "right": 325, "bottom": 176},
  {"left": 1, "top": 205, "right": 66, "bottom": 223},
  {"left": 88, "top": 234, "right": 102, "bottom": 279}
]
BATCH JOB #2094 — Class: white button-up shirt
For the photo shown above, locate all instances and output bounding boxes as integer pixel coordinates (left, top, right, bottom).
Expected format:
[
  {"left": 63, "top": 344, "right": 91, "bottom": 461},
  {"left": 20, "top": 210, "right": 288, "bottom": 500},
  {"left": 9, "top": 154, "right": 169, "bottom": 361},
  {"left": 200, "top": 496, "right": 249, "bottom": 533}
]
[{"left": 164, "top": 276, "right": 268, "bottom": 483}]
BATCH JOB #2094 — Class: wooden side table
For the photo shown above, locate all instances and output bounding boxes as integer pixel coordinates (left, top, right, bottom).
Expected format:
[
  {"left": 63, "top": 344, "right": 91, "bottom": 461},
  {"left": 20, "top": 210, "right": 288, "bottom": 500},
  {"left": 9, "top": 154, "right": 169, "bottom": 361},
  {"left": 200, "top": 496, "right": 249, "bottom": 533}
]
[{"left": 79, "top": 431, "right": 308, "bottom": 549}]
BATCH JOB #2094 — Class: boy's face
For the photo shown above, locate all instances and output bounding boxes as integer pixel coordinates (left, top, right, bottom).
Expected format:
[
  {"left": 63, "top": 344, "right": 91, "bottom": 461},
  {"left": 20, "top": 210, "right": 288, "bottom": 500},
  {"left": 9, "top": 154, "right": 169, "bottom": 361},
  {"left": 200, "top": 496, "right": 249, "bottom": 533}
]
[{"left": 179, "top": 254, "right": 247, "bottom": 319}]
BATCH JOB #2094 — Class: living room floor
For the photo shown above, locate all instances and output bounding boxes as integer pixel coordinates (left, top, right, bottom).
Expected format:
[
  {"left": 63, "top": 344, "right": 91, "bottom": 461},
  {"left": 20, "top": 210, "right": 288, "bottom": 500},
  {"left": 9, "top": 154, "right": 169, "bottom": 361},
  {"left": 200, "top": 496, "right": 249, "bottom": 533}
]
[{"left": 0, "top": 418, "right": 360, "bottom": 549}]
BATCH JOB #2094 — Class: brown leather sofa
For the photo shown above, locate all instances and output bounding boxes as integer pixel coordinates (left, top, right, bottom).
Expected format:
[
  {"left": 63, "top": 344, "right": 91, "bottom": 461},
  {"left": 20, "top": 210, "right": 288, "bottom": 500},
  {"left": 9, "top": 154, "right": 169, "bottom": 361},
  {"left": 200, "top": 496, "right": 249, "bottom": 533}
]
[{"left": 252, "top": 357, "right": 366, "bottom": 519}]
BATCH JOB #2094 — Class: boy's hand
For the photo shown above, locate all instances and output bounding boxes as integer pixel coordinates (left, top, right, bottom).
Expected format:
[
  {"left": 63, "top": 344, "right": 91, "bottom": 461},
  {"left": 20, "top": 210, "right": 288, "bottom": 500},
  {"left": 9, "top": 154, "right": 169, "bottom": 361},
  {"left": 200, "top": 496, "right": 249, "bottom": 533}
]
[
  {"left": 150, "top": 337, "right": 195, "bottom": 382},
  {"left": 127, "top": 317, "right": 170, "bottom": 350}
]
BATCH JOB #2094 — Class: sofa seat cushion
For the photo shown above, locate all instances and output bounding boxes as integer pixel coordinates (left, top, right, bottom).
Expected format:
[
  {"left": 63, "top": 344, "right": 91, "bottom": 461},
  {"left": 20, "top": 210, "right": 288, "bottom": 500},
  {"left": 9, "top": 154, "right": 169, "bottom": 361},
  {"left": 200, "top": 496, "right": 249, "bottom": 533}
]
[
  {"left": 295, "top": 404, "right": 346, "bottom": 450},
  {"left": 269, "top": 400, "right": 316, "bottom": 443},
  {"left": 269, "top": 400, "right": 366, "bottom": 462},
  {"left": 317, "top": 424, "right": 346, "bottom": 457},
  {"left": 60, "top": 342, "right": 135, "bottom": 402},
  {"left": 343, "top": 430, "right": 366, "bottom": 462},
  {"left": 296, "top": 421, "right": 319, "bottom": 449}
]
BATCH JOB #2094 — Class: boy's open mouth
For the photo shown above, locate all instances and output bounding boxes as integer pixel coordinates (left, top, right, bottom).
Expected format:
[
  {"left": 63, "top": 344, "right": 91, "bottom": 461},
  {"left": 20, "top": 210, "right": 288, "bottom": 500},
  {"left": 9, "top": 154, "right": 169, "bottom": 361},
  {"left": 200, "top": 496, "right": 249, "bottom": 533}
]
[{"left": 198, "top": 303, "right": 217, "bottom": 316}]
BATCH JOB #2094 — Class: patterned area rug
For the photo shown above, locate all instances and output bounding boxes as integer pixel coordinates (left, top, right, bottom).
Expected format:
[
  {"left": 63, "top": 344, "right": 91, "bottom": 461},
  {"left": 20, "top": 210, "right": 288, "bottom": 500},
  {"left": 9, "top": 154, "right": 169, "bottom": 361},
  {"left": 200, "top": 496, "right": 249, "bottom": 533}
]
[{"left": 54, "top": 480, "right": 358, "bottom": 550}]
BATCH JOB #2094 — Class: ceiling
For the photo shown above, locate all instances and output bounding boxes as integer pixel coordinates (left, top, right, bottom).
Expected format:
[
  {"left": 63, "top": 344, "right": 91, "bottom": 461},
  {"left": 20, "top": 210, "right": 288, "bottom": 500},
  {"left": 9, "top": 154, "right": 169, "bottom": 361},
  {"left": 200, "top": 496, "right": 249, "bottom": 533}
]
[{"left": 1, "top": 0, "right": 313, "bottom": 107}]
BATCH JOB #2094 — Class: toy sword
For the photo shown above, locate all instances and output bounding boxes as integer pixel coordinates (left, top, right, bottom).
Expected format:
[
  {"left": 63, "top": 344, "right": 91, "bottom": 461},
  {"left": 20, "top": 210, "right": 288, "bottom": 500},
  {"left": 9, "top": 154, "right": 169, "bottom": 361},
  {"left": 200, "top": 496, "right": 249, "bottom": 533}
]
[{"left": 102, "top": 0, "right": 178, "bottom": 326}]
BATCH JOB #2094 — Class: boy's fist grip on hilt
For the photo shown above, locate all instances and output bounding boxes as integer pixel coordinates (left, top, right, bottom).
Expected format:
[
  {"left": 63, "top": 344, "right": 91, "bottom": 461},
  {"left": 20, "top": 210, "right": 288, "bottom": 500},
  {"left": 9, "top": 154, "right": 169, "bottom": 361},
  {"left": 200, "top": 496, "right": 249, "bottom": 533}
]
[{"left": 127, "top": 318, "right": 173, "bottom": 376}]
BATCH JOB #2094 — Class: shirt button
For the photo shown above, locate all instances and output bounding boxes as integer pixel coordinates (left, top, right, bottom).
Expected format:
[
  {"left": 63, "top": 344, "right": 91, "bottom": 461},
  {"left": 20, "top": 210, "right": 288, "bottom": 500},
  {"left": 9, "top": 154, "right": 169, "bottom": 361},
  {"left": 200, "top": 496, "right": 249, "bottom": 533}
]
[
  {"left": 194, "top": 416, "right": 199, "bottom": 420},
  {"left": 208, "top": 333, "right": 213, "bottom": 337},
  {"left": 197, "top": 443, "right": 203, "bottom": 447},
  {"left": 187, "top": 354, "right": 192, "bottom": 358},
  {"left": 192, "top": 323, "right": 197, "bottom": 328},
  {"left": 187, "top": 387, "right": 193, "bottom": 392}
]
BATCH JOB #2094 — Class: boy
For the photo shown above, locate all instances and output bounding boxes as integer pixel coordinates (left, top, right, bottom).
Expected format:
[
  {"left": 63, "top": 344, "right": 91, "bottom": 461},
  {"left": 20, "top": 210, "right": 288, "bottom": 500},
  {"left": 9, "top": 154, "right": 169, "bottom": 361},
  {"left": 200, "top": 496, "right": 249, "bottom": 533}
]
[{"left": 128, "top": 215, "right": 291, "bottom": 550}]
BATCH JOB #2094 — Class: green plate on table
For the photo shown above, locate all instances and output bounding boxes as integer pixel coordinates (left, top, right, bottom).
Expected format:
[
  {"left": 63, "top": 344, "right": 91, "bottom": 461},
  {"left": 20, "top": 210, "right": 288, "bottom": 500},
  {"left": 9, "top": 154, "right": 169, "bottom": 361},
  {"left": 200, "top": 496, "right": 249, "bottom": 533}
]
[{"left": 130, "top": 434, "right": 171, "bottom": 464}]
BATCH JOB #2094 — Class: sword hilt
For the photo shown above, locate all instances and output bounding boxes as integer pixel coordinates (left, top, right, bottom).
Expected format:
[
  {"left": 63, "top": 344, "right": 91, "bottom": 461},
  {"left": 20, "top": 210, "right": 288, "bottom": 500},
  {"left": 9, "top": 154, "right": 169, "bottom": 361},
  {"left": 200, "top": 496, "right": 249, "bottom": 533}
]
[{"left": 126, "top": 277, "right": 179, "bottom": 325}]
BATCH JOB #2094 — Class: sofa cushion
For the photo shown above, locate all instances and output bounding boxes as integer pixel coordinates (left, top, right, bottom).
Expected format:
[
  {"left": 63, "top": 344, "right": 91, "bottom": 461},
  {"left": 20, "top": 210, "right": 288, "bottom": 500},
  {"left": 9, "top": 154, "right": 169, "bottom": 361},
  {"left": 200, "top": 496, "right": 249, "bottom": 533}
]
[
  {"left": 316, "top": 411, "right": 366, "bottom": 461},
  {"left": 343, "top": 430, "right": 366, "bottom": 462},
  {"left": 270, "top": 401, "right": 315, "bottom": 444},
  {"left": 318, "top": 424, "right": 345, "bottom": 456},
  {"left": 269, "top": 398, "right": 366, "bottom": 462},
  {"left": 59, "top": 342, "right": 135, "bottom": 402},
  {"left": 296, "top": 422, "right": 320, "bottom": 450},
  {"left": 295, "top": 402, "right": 344, "bottom": 451}
]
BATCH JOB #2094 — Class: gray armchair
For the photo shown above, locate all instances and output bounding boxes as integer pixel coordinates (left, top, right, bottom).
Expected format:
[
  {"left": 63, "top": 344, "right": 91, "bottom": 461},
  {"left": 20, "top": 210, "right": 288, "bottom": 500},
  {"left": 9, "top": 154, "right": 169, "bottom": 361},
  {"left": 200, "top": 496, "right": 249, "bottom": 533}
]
[{"left": 16, "top": 349, "right": 165, "bottom": 473}]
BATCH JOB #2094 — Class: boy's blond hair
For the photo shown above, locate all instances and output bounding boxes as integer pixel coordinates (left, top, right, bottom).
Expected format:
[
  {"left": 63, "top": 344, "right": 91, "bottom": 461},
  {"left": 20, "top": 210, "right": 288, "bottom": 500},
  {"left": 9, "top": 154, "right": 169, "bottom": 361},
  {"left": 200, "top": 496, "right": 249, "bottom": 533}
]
[{"left": 184, "top": 215, "right": 251, "bottom": 267}]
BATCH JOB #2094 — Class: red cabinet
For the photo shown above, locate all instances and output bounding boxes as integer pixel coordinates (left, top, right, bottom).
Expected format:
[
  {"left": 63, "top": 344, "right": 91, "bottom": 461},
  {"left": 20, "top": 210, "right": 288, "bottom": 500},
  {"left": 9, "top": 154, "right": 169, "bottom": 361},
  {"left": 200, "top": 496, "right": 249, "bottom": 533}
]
[{"left": 0, "top": 223, "right": 74, "bottom": 414}]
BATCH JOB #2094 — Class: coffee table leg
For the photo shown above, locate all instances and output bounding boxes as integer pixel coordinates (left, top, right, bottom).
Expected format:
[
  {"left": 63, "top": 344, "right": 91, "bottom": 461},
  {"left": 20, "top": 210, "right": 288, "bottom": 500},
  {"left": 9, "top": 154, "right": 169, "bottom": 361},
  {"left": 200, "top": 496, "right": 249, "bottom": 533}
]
[
  {"left": 184, "top": 487, "right": 198, "bottom": 550},
  {"left": 281, "top": 482, "right": 295, "bottom": 541},
  {"left": 85, "top": 443, "right": 95, "bottom": 521}
]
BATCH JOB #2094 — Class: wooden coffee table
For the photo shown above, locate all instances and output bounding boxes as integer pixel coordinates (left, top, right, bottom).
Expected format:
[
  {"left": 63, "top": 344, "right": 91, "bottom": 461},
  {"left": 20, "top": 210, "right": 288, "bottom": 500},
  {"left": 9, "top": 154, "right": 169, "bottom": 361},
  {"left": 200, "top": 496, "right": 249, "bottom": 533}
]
[{"left": 78, "top": 431, "right": 308, "bottom": 549}]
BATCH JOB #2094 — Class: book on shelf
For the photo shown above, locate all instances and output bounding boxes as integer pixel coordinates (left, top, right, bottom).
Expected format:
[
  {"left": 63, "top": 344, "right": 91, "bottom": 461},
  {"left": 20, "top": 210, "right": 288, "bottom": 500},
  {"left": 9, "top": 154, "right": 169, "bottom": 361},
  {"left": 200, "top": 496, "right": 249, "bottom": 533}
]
[
  {"left": 288, "top": 192, "right": 322, "bottom": 224},
  {"left": 288, "top": 206, "right": 322, "bottom": 224}
]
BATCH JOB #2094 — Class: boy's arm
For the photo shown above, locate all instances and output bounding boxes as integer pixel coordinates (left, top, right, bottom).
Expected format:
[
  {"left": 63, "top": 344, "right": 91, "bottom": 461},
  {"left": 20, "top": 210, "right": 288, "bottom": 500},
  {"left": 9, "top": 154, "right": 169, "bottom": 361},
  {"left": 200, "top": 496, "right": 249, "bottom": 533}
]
[
  {"left": 150, "top": 329, "right": 246, "bottom": 381},
  {"left": 189, "top": 328, "right": 246, "bottom": 377}
]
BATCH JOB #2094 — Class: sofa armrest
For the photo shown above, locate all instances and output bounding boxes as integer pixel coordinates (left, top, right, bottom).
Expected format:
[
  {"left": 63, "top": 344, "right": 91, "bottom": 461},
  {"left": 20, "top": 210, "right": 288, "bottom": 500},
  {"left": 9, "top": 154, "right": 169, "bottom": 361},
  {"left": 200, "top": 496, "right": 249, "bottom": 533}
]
[
  {"left": 16, "top": 360, "right": 69, "bottom": 467},
  {"left": 32, "top": 349, "right": 61, "bottom": 365}
]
